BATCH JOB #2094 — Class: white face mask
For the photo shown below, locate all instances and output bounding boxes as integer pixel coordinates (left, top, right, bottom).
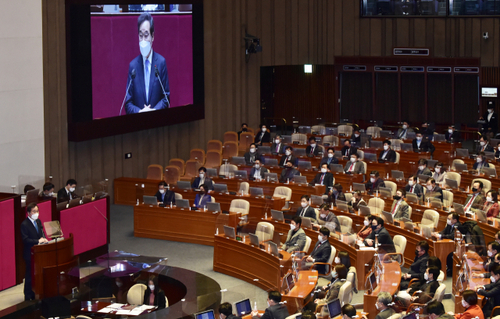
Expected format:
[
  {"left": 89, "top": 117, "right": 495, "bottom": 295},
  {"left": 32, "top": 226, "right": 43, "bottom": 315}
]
[
  {"left": 447, "top": 219, "right": 452, "bottom": 226},
  {"left": 370, "top": 177, "right": 376, "bottom": 183},
  {"left": 321, "top": 168, "right": 327, "bottom": 173},
  {"left": 159, "top": 189, "right": 165, "bottom": 194},
  {"left": 254, "top": 164, "right": 260, "bottom": 169},
  {"left": 31, "top": 213, "right": 39, "bottom": 220},
  {"left": 417, "top": 137, "right": 422, "bottom": 141},
  {"left": 383, "top": 145, "right": 389, "bottom": 150},
  {"left": 418, "top": 166, "right": 425, "bottom": 171},
  {"left": 448, "top": 129, "right": 453, "bottom": 134},
  {"left": 487, "top": 196, "right": 493, "bottom": 202},
  {"left": 328, "top": 153, "right": 334, "bottom": 158},
  {"left": 290, "top": 224, "right": 296, "bottom": 230},
  {"left": 364, "top": 220, "right": 370, "bottom": 226},
  {"left": 320, "top": 214, "right": 326, "bottom": 219},
  {"left": 262, "top": 128, "right": 267, "bottom": 132},
  {"left": 334, "top": 257, "right": 341, "bottom": 264},
  {"left": 301, "top": 201, "right": 308, "bottom": 208},
  {"left": 488, "top": 109, "right": 494, "bottom": 114},
  {"left": 355, "top": 134, "right": 360, "bottom": 137},
  {"left": 69, "top": 187, "right": 75, "bottom": 192},
  {"left": 285, "top": 150, "right": 291, "bottom": 156},
  {"left": 402, "top": 125, "right": 408, "bottom": 130},
  {"left": 250, "top": 148, "right": 256, "bottom": 153},
  {"left": 332, "top": 271, "right": 338, "bottom": 278},
  {"left": 461, "top": 300, "right": 468, "bottom": 308},
  {"left": 318, "top": 234, "right": 324, "bottom": 242},
  {"left": 408, "top": 180, "right": 414, "bottom": 186},
  {"left": 375, "top": 303, "right": 380, "bottom": 310},
  {"left": 140, "top": 40, "right": 152, "bottom": 58},
  {"left": 435, "top": 167, "right": 441, "bottom": 173},
  {"left": 275, "top": 139, "right": 280, "bottom": 144},
  {"left": 427, "top": 185, "right": 433, "bottom": 191},
  {"left": 480, "top": 141, "right": 486, "bottom": 146},
  {"left": 477, "top": 157, "right": 482, "bottom": 163},
  {"left": 311, "top": 143, "right": 316, "bottom": 147},
  {"left": 424, "top": 273, "right": 429, "bottom": 280},
  {"left": 491, "top": 276, "right": 497, "bottom": 283},
  {"left": 48, "top": 192, "right": 54, "bottom": 197},
  {"left": 116, "top": 281, "right": 123, "bottom": 288},
  {"left": 149, "top": 285, "right": 155, "bottom": 291},
  {"left": 199, "top": 172, "right": 205, "bottom": 177},
  {"left": 488, "top": 250, "right": 493, "bottom": 257},
  {"left": 350, "top": 157, "right": 356, "bottom": 163}
]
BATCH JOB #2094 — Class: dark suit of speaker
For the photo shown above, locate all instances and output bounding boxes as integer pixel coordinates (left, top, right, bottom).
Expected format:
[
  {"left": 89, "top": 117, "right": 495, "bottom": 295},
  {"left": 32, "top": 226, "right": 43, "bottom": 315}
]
[
  {"left": 21, "top": 217, "right": 46, "bottom": 300},
  {"left": 254, "top": 131, "right": 271, "bottom": 145},
  {"left": 309, "top": 172, "right": 334, "bottom": 190},
  {"left": 412, "top": 139, "right": 435, "bottom": 153}
]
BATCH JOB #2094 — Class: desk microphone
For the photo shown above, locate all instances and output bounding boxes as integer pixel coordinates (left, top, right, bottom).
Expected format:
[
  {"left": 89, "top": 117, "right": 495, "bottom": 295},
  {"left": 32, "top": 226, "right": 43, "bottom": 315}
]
[
  {"left": 119, "top": 69, "right": 136, "bottom": 116},
  {"left": 155, "top": 65, "right": 170, "bottom": 108}
]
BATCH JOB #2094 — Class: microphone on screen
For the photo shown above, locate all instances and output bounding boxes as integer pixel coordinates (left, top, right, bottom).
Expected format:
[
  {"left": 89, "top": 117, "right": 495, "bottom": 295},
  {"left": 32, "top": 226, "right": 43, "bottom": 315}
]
[
  {"left": 119, "top": 69, "right": 136, "bottom": 116},
  {"left": 155, "top": 65, "right": 170, "bottom": 108}
]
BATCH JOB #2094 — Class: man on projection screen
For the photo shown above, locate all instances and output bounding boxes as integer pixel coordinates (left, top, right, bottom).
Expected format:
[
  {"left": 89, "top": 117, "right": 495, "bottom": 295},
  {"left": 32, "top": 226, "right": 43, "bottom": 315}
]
[{"left": 125, "top": 12, "right": 170, "bottom": 114}]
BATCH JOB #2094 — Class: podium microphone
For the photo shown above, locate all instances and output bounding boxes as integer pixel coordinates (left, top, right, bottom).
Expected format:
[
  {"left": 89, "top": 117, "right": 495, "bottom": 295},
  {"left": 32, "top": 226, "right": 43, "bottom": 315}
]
[
  {"left": 155, "top": 65, "right": 170, "bottom": 108},
  {"left": 119, "top": 69, "right": 136, "bottom": 116}
]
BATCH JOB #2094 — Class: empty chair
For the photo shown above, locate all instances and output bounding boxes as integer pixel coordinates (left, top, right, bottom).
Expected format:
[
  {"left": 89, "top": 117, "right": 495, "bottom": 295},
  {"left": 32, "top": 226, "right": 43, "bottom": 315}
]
[
  {"left": 395, "top": 152, "right": 400, "bottom": 164},
  {"left": 442, "top": 190, "right": 454, "bottom": 208},
  {"left": 207, "top": 140, "right": 223, "bottom": 152},
  {"left": 239, "top": 132, "right": 255, "bottom": 152},
  {"left": 255, "top": 221, "right": 274, "bottom": 242},
  {"left": 169, "top": 158, "right": 185, "bottom": 176},
  {"left": 182, "top": 160, "right": 201, "bottom": 180},
  {"left": 368, "top": 197, "right": 385, "bottom": 215},
  {"left": 229, "top": 199, "right": 250, "bottom": 215},
  {"left": 164, "top": 166, "right": 180, "bottom": 185},
  {"left": 175, "top": 193, "right": 183, "bottom": 200},
  {"left": 238, "top": 182, "right": 249, "bottom": 195},
  {"left": 205, "top": 150, "right": 222, "bottom": 168},
  {"left": 366, "top": 126, "right": 382, "bottom": 138},
  {"left": 338, "top": 281, "right": 353, "bottom": 306},
  {"left": 273, "top": 186, "right": 292, "bottom": 201},
  {"left": 390, "top": 139, "right": 403, "bottom": 150},
  {"left": 190, "top": 149, "right": 205, "bottom": 165},
  {"left": 437, "top": 270, "right": 445, "bottom": 282},
  {"left": 322, "top": 135, "right": 334, "bottom": 146},
  {"left": 421, "top": 209, "right": 439, "bottom": 228},
  {"left": 311, "top": 125, "right": 326, "bottom": 135},
  {"left": 127, "top": 283, "right": 147, "bottom": 305},
  {"left": 384, "top": 181, "right": 397, "bottom": 196},
  {"left": 432, "top": 283, "right": 446, "bottom": 302},
  {"left": 338, "top": 125, "right": 353, "bottom": 137},
  {"left": 357, "top": 150, "right": 365, "bottom": 160},
  {"left": 223, "top": 131, "right": 238, "bottom": 143},
  {"left": 452, "top": 159, "right": 464, "bottom": 170},
  {"left": 222, "top": 141, "right": 239, "bottom": 159},
  {"left": 472, "top": 178, "right": 491, "bottom": 194},
  {"left": 146, "top": 164, "right": 163, "bottom": 180},
  {"left": 393, "top": 235, "right": 407, "bottom": 265},
  {"left": 303, "top": 235, "right": 312, "bottom": 253},
  {"left": 291, "top": 133, "right": 307, "bottom": 145},
  {"left": 337, "top": 216, "right": 353, "bottom": 233},
  {"left": 219, "top": 163, "right": 238, "bottom": 177}
]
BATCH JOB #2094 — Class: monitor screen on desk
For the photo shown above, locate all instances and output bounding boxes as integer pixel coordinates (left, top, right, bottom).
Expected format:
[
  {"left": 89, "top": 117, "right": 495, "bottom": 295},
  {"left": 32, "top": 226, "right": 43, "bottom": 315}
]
[
  {"left": 285, "top": 272, "right": 295, "bottom": 291},
  {"left": 231, "top": 157, "right": 246, "bottom": 166},
  {"left": 401, "top": 143, "right": 413, "bottom": 151},
  {"left": 223, "top": 225, "right": 236, "bottom": 239},
  {"left": 234, "top": 170, "right": 248, "bottom": 180},
  {"left": 177, "top": 181, "right": 191, "bottom": 190},
  {"left": 143, "top": 195, "right": 158, "bottom": 206},
  {"left": 369, "top": 273, "right": 377, "bottom": 290},
  {"left": 330, "top": 164, "right": 344, "bottom": 173},
  {"left": 249, "top": 233, "right": 260, "bottom": 246},
  {"left": 206, "top": 202, "right": 221, "bottom": 212},
  {"left": 269, "top": 241, "right": 279, "bottom": 256},
  {"left": 234, "top": 298, "right": 252, "bottom": 316},
  {"left": 327, "top": 298, "right": 341, "bottom": 319},
  {"left": 364, "top": 153, "right": 377, "bottom": 162},
  {"left": 264, "top": 172, "right": 278, "bottom": 182},
  {"left": 336, "top": 200, "right": 348, "bottom": 212},
  {"left": 249, "top": 187, "right": 264, "bottom": 197},
  {"left": 195, "top": 310, "right": 215, "bottom": 319},
  {"left": 353, "top": 182, "right": 365, "bottom": 192},
  {"left": 176, "top": 199, "right": 190, "bottom": 208},
  {"left": 271, "top": 209, "right": 284, "bottom": 221},
  {"left": 403, "top": 313, "right": 417, "bottom": 319},
  {"left": 213, "top": 184, "right": 228, "bottom": 193}
]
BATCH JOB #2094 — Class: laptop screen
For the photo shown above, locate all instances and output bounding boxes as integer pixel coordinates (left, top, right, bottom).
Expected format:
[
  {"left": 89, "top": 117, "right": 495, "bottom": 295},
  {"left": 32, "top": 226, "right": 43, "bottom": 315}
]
[
  {"left": 327, "top": 298, "right": 341, "bottom": 319},
  {"left": 195, "top": 310, "right": 215, "bottom": 319},
  {"left": 235, "top": 299, "right": 252, "bottom": 316}
]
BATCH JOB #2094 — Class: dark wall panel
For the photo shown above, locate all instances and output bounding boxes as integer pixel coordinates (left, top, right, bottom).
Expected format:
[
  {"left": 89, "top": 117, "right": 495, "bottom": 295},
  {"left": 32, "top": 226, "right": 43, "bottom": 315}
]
[
  {"left": 428, "top": 74, "right": 452, "bottom": 123},
  {"left": 401, "top": 73, "right": 425, "bottom": 123},
  {"left": 340, "top": 72, "right": 373, "bottom": 121},
  {"left": 455, "top": 74, "right": 480, "bottom": 126},
  {"left": 375, "top": 72, "right": 399, "bottom": 122}
]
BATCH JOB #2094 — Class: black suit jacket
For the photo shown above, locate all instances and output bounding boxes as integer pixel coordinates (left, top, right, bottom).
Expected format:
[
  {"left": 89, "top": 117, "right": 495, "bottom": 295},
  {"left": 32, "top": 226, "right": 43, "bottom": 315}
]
[
  {"left": 21, "top": 218, "right": 45, "bottom": 261},
  {"left": 478, "top": 143, "right": 495, "bottom": 153},
  {"left": 305, "top": 145, "right": 321, "bottom": 156},
  {"left": 425, "top": 186, "right": 443, "bottom": 202},
  {"left": 411, "top": 280, "right": 440, "bottom": 303},
  {"left": 249, "top": 167, "right": 269, "bottom": 180},
  {"left": 143, "top": 288, "right": 166, "bottom": 309},
  {"left": 483, "top": 111, "right": 499, "bottom": 134},
  {"left": 365, "top": 178, "right": 386, "bottom": 193},
  {"left": 191, "top": 177, "right": 214, "bottom": 190},
  {"left": 296, "top": 206, "right": 317, "bottom": 220},
  {"left": 351, "top": 135, "right": 361, "bottom": 146},
  {"left": 254, "top": 131, "right": 271, "bottom": 144},
  {"left": 407, "top": 253, "right": 430, "bottom": 280},
  {"left": 155, "top": 190, "right": 176, "bottom": 205},
  {"left": 271, "top": 142, "right": 286, "bottom": 155},
  {"left": 439, "top": 221, "right": 461, "bottom": 240},
  {"left": 57, "top": 187, "right": 78, "bottom": 203},
  {"left": 445, "top": 131, "right": 461, "bottom": 143},
  {"left": 279, "top": 154, "right": 298, "bottom": 167},
  {"left": 280, "top": 168, "right": 300, "bottom": 183},
  {"left": 416, "top": 167, "right": 433, "bottom": 177},
  {"left": 378, "top": 149, "right": 397, "bottom": 162},
  {"left": 244, "top": 151, "right": 263, "bottom": 165},
  {"left": 477, "top": 280, "right": 500, "bottom": 316},
  {"left": 412, "top": 139, "right": 435, "bottom": 153},
  {"left": 310, "top": 240, "right": 332, "bottom": 274},
  {"left": 341, "top": 146, "right": 358, "bottom": 157},
  {"left": 364, "top": 227, "right": 395, "bottom": 253},
  {"left": 320, "top": 156, "right": 339, "bottom": 166},
  {"left": 261, "top": 304, "right": 290, "bottom": 319},
  {"left": 405, "top": 183, "right": 424, "bottom": 198},
  {"left": 309, "top": 172, "right": 334, "bottom": 189}
]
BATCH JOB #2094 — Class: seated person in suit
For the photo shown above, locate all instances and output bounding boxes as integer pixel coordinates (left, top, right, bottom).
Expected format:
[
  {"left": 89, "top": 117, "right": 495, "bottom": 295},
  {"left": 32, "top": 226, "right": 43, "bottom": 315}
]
[
  {"left": 476, "top": 265, "right": 500, "bottom": 319},
  {"left": 314, "top": 264, "right": 348, "bottom": 314},
  {"left": 341, "top": 139, "right": 358, "bottom": 159},
  {"left": 473, "top": 152, "right": 490, "bottom": 172},
  {"left": 420, "top": 122, "right": 434, "bottom": 141},
  {"left": 425, "top": 178, "right": 443, "bottom": 202},
  {"left": 320, "top": 147, "right": 339, "bottom": 166},
  {"left": 252, "top": 291, "right": 289, "bottom": 319},
  {"left": 341, "top": 304, "right": 358, "bottom": 319},
  {"left": 473, "top": 252, "right": 500, "bottom": 279},
  {"left": 495, "top": 142, "right": 500, "bottom": 160},
  {"left": 344, "top": 153, "right": 364, "bottom": 174},
  {"left": 155, "top": 181, "right": 175, "bottom": 205},
  {"left": 432, "top": 162, "right": 448, "bottom": 186},
  {"left": 357, "top": 215, "right": 375, "bottom": 240},
  {"left": 399, "top": 267, "right": 440, "bottom": 307},
  {"left": 351, "top": 129, "right": 361, "bottom": 146},
  {"left": 453, "top": 290, "right": 484, "bottom": 319},
  {"left": 254, "top": 124, "right": 271, "bottom": 146},
  {"left": 412, "top": 132, "right": 435, "bottom": 154},
  {"left": 57, "top": 179, "right": 79, "bottom": 203},
  {"left": 405, "top": 175, "right": 424, "bottom": 198},
  {"left": 304, "top": 227, "right": 332, "bottom": 274},
  {"left": 390, "top": 188, "right": 410, "bottom": 220},
  {"left": 400, "top": 241, "right": 430, "bottom": 289},
  {"left": 445, "top": 125, "right": 461, "bottom": 143},
  {"left": 314, "top": 203, "right": 341, "bottom": 233},
  {"left": 306, "top": 136, "right": 321, "bottom": 157},
  {"left": 463, "top": 181, "right": 486, "bottom": 212},
  {"left": 478, "top": 136, "right": 494, "bottom": 153},
  {"left": 279, "top": 146, "right": 298, "bottom": 167},
  {"left": 350, "top": 190, "right": 367, "bottom": 211},
  {"left": 327, "top": 183, "right": 347, "bottom": 206},
  {"left": 279, "top": 161, "right": 300, "bottom": 183},
  {"left": 363, "top": 217, "right": 395, "bottom": 253},
  {"left": 372, "top": 292, "right": 396, "bottom": 319},
  {"left": 143, "top": 276, "right": 166, "bottom": 309},
  {"left": 483, "top": 190, "right": 500, "bottom": 218},
  {"left": 40, "top": 182, "right": 55, "bottom": 199},
  {"left": 433, "top": 213, "right": 461, "bottom": 276},
  {"left": 484, "top": 243, "right": 500, "bottom": 274},
  {"left": 397, "top": 121, "right": 413, "bottom": 140},
  {"left": 309, "top": 163, "right": 334, "bottom": 190},
  {"left": 416, "top": 158, "right": 433, "bottom": 176},
  {"left": 237, "top": 122, "right": 248, "bottom": 139},
  {"left": 296, "top": 195, "right": 317, "bottom": 220},
  {"left": 250, "top": 159, "right": 269, "bottom": 181},
  {"left": 219, "top": 302, "right": 242, "bottom": 319},
  {"left": 24, "top": 184, "right": 35, "bottom": 194},
  {"left": 193, "top": 184, "right": 211, "bottom": 209},
  {"left": 378, "top": 139, "right": 397, "bottom": 163},
  {"left": 426, "top": 301, "right": 454, "bottom": 319},
  {"left": 282, "top": 216, "right": 307, "bottom": 253},
  {"left": 244, "top": 143, "right": 262, "bottom": 165},
  {"left": 271, "top": 135, "right": 285, "bottom": 155},
  {"left": 191, "top": 167, "right": 214, "bottom": 190},
  {"left": 365, "top": 171, "right": 386, "bottom": 194}
]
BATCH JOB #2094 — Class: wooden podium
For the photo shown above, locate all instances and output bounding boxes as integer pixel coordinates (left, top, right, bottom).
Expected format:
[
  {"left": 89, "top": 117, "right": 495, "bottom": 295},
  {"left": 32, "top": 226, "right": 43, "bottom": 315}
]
[{"left": 32, "top": 234, "right": 79, "bottom": 299}]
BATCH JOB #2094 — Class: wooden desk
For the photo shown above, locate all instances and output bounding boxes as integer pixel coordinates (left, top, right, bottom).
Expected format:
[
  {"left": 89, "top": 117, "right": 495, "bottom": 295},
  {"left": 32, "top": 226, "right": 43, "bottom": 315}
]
[{"left": 282, "top": 270, "right": 318, "bottom": 314}]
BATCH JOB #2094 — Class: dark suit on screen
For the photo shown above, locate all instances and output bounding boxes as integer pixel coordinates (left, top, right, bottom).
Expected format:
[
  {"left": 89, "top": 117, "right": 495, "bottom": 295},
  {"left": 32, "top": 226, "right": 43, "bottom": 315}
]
[
  {"left": 155, "top": 190, "right": 176, "bottom": 205},
  {"left": 125, "top": 51, "right": 170, "bottom": 114},
  {"left": 21, "top": 217, "right": 46, "bottom": 300}
]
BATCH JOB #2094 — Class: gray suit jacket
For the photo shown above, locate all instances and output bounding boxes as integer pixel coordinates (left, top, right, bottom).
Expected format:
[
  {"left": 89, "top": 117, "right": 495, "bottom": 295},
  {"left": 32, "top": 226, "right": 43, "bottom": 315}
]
[
  {"left": 317, "top": 212, "right": 341, "bottom": 232},
  {"left": 390, "top": 200, "right": 410, "bottom": 220},
  {"left": 375, "top": 308, "right": 396, "bottom": 319},
  {"left": 344, "top": 161, "right": 364, "bottom": 174},
  {"left": 283, "top": 228, "right": 307, "bottom": 253}
]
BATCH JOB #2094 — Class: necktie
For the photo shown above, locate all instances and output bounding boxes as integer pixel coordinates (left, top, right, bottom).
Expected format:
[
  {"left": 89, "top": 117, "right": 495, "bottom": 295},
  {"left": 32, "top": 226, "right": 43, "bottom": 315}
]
[
  {"left": 346, "top": 148, "right": 349, "bottom": 156},
  {"left": 310, "top": 147, "right": 314, "bottom": 154},
  {"left": 391, "top": 201, "right": 398, "bottom": 215},
  {"left": 145, "top": 59, "right": 150, "bottom": 104},
  {"left": 33, "top": 220, "right": 39, "bottom": 233},
  {"left": 410, "top": 186, "right": 414, "bottom": 193},
  {"left": 464, "top": 194, "right": 476, "bottom": 211},
  {"left": 276, "top": 144, "right": 279, "bottom": 152},
  {"left": 400, "top": 129, "right": 406, "bottom": 138},
  {"left": 348, "top": 162, "right": 354, "bottom": 172},
  {"left": 320, "top": 174, "right": 324, "bottom": 185},
  {"left": 198, "top": 195, "right": 204, "bottom": 206}
]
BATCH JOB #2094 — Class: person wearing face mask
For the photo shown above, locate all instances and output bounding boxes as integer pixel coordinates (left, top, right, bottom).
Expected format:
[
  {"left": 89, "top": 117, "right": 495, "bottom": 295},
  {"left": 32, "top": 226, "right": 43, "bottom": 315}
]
[
  {"left": 40, "top": 182, "right": 55, "bottom": 199},
  {"left": 473, "top": 252, "right": 500, "bottom": 279},
  {"left": 341, "top": 139, "right": 358, "bottom": 159},
  {"left": 57, "top": 178, "right": 79, "bottom": 203},
  {"left": 372, "top": 292, "right": 395, "bottom": 319},
  {"left": 344, "top": 153, "right": 364, "bottom": 174},
  {"left": 365, "top": 171, "right": 386, "bottom": 194},
  {"left": 310, "top": 163, "right": 334, "bottom": 191},
  {"left": 218, "top": 302, "right": 242, "bottom": 319},
  {"left": 254, "top": 124, "right": 271, "bottom": 146},
  {"left": 244, "top": 143, "right": 263, "bottom": 165},
  {"left": 304, "top": 227, "right": 332, "bottom": 274},
  {"left": 252, "top": 291, "right": 289, "bottom": 319},
  {"left": 432, "top": 162, "right": 448, "bottom": 186},
  {"left": 445, "top": 125, "right": 461, "bottom": 143},
  {"left": 192, "top": 167, "right": 214, "bottom": 190},
  {"left": 363, "top": 217, "right": 395, "bottom": 253},
  {"left": 357, "top": 215, "right": 374, "bottom": 240},
  {"left": 155, "top": 181, "right": 176, "bottom": 206},
  {"left": 279, "top": 146, "right": 298, "bottom": 167},
  {"left": 327, "top": 183, "right": 347, "bottom": 206},
  {"left": 397, "top": 121, "right": 413, "bottom": 140},
  {"left": 390, "top": 189, "right": 410, "bottom": 220},
  {"left": 378, "top": 140, "right": 397, "bottom": 163},
  {"left": 433, "top": 213, "right": 461, "bottom": 240},
  {"left": 484, "top": 242, "right": 500, "bottom": 272},
  {"left": 478, "top": 136, "right": 494, "bottom": 153},
  {"left": 415, "top": 158, "right": 432, "bottom": 177},
  {"left": 194, "top": 184, "right": 212, "bottom": 208},
  {"left": 125, "top": 13, "right": 169, "bottom": 114},
  {"left": 143, "top": 277, "right": 166, "bottom": 309},
  {"left": 271, "top": 135, "right": 285, "bottom": 155},
  {"left": 480, "top": 102, "right": 498, "bottom": 138},
  {"left": 426, "top": 301, "right": 454, "bottom": 319},
  {"left": 453, "top": 290, "right": 484, "bottom": 319},
  {"left": 405, "top": 175, "right": 424, "bottom": 198},
  {"left": 279, "top": 161, "right": 300, "bottom": 183},
  {"left": 425, "top": 178, "right": 443, "bottom": 202},
  {"left": 473, "top": 152, "right": 490, "bottom": 172},
  {"left": 306, "top": 136, "right": 321, "bottom": 157},
  {"left": 314, "top": 204, "right": 341, "bottom": 233},
  {"left": 400, "top": 267, "right": 440, "bottom": 308},
  {"left": 476, "top": 265, "right": 500, "bottom": 318},
  {"left": 400, "top": 241, "right": 430, "bottom": 289},
  {"left": 482, "top": 190, "right": 499, "bottom": 218},
  {"left": 282, "top": 216, "right": 307, "bottom": 253},
  {"left": 351, "top": 129, "right": 362, "bottom": 146},
  {"left": 412, "top": 132, "right": 435, "bottom": 154},
  {"left": 21, "top": 203, "right": 48, "bottom": 300},
  {"left": 237, "top": 123, "right": 249, "bottom": 140},
  {"left": 463, "top": 181, "right": 486, "bottom": 213},
  {"left": 249, "top": 159, "right": 269, "bottom": 181},
  {"left": 350, "top": 191, "right": 368, "bottom": 213},
  {"left": 320, "top": 147, "right": 339, "bottom": 166},
  {"left": 314, "top": 264, "right": 348, "bottom": 315},
  {"left": 295, "top": 195, "right": 317, "bottom": 220}
]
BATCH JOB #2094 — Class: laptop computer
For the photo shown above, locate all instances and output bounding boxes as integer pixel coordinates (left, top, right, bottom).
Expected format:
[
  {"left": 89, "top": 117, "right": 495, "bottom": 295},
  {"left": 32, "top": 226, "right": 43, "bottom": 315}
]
[
  {"left": 264, "top": 172, "right": 278, "bottom": 182},
  {"left": 231, "top": 157, "right": 247, "bottom": 165},
  {"left": 269, "top": 241, "right": 279, "bottom": 256},
  {"left": 301, "top": 217, "right": 313, "bottom": 229},
  {"left": 143, "top": 195, "right": 158, "bottom": 206},
  {"left": 234, "top": 298, "right": 252, "bottom": 317},
  {"left": 427, "top": 159, "right": 438, "bottom": 168},
  {"left": 284, "top": 272, "right": 295, "bottom": 292},
  {"left": 337, "top": 200, "right": 349, "bottom": 212},
  {"left": 453, "top": 203, "right": 465, "bottom": 215},
  {"left": 249, "top": 187, "right": 264, "bottom": 197},
  {"left": 223, "top": 225, "right": 236, "bottom": 239},
  {"left": 381, "top": 211, "right": 394, "bottom": 224},
  {"left": 454, "top": 163, "right": 468, "bottom": 172},
  {"left": 213, "top": 184, "right": 228, "bottom": 193},
  {"left": 353, "top": 182, "right": 366, "bottom": 192},
  {"left": 298, "top": 161, "right": 312, "bottom": 170},
  {"left": 293, "top": 176, "right": 307, "bottom": 184},
  {"left": 327, "top": 298, "right": 342, "bottom": 319},
  {"left": 391, "top": 170, "right": 405, "bottom": 180},
  {"left": 176, "top": 181, "right": 191, "bottom": 190},
  {"left": 234, "top": 170, "right": 248, "bottom": 180},
  {"left": 295, "top": 149, "right": 306, "bottom": 157},
  {"left": 259, "top": 146, "right": 271, "bottom": 154},
  {"left": 417, "top": 174, "right": 431, "bottom": 183},
  {"left": 249, "top": 233, "right": 260, "bottom": 246},
  {"left": 476, "top": 209, "right": 488, "bottom": 222},
  {"left": 330, "top": 164, "right": 344, "bottom": 173},
  {"left": 57, "top": 201, "right": 68, "bottom": 211},
  {"left": 176, "top": 199, "right": 190, "bottom": 208},
  {"left": 364, "top": 153, "right": 377, "bottom": 162},
  {"left": 445, "top": 178, "right": 459, "bottom": 189},
  {"left": 311, "top": 195, "right": 324, "bottom": 206},
  {"left": 359, "top": 205, "right": 371, "bottom": 216},
  {"left": 456, "top": 148, "right": 469, "bottom": 157},
  {"left": 194, "top": 310, "right": 215, "bottom": 319},
  {"left": 371, "top": 140, "right": 383, "bottom": 149},
  {"left": 380, "top": 130, "right": 392, "bottom": 138},
  {"left": 271, "top": 209, "right": 284, "bottom": 221},
  {"left": 206, "top": 202, "right": 221, "bottom": 212},
  {"left": 401, "top": 143, "right": 413, "bottom": 151}
]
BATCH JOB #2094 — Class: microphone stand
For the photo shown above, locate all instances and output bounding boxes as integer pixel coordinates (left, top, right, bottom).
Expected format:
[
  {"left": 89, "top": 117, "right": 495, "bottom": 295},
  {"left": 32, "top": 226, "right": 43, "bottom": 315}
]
[
  {"left": 155, "top": 66, "right": 170, "bottom": 108},
  {"left": 119, "top": 69, "right": 136, "bottom": 116}
]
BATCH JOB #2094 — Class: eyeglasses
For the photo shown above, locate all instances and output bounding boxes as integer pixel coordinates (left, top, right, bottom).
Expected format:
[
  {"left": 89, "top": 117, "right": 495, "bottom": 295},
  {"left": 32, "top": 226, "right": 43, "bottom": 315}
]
[{"left": 139, "top": 32, "right": 151, "bottom": 40}]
